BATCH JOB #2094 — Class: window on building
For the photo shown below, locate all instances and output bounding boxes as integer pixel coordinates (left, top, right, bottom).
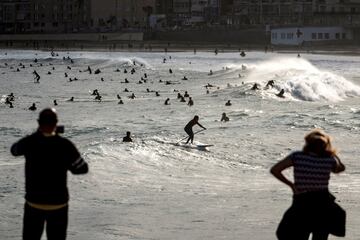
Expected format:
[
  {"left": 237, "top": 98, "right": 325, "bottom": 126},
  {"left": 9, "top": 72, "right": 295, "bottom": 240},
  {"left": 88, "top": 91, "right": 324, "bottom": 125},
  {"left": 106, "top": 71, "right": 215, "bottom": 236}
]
[
  {"left": 287, "top": 33, "right": 293, "bottom": 39},
  {"left": 272, "top": 32, "right": 277, "bottom": 39},
  {"left": 318, "top": 33, "right": 323, "bottom": 39},
  {"left": 312, "top": 33, "right": 316, "bottom": 39},
  {"left": 335, "top": 33, "right": 340, "bottom": 39},
  {"left": 342, "top": 33, "right": 346, "bottom": 39},
  {"left": 41, "top": 22, "right": 45, "bottom": 27},
  {"left": 53, "top": 22, "right": 58, "bottom": 27},
  {"left": 281, "top": 33, "right": 286, "bottom": 39},
  {"left": 324, "top": 33, "right": 330, "bottom": 39}
]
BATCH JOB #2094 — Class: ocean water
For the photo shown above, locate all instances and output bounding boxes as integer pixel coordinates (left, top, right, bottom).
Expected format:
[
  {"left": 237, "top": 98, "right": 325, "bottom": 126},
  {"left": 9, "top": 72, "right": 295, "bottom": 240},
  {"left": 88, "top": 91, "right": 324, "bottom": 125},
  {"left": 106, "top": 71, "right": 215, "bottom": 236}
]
[{"left": 0, "top": 50, "right": 359, "bottom": 240}]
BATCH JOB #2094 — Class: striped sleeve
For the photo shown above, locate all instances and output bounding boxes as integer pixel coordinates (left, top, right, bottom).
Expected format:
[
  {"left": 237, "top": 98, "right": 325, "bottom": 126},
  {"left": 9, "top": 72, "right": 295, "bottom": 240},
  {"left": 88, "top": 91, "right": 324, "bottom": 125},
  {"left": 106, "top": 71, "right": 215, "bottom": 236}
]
[{"left": 65, "top": 139, "right": 88, "bottom": 174}]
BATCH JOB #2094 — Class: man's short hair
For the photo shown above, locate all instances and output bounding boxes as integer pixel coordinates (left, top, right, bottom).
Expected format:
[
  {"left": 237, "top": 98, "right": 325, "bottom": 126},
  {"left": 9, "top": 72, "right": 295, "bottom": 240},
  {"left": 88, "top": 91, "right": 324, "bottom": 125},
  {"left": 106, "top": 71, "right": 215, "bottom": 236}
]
[{"left": 38, "top": 108, "right": 58, "bottom": 125}]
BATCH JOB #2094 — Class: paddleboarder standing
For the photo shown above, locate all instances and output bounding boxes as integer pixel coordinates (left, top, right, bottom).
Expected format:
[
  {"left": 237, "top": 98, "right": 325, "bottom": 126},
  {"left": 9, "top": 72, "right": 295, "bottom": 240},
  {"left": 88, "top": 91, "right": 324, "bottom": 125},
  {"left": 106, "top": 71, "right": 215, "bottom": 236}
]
[{"left": 184, "top": 115, "right": 206, "bottom": 144}]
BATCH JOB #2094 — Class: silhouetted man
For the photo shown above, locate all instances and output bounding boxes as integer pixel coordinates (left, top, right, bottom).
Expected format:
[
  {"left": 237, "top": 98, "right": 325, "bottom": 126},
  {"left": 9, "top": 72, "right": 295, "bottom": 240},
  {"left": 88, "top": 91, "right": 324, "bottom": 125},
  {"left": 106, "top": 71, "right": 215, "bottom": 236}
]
[{"left": 11, "top": 108, "right": 88, "bottom": 240}]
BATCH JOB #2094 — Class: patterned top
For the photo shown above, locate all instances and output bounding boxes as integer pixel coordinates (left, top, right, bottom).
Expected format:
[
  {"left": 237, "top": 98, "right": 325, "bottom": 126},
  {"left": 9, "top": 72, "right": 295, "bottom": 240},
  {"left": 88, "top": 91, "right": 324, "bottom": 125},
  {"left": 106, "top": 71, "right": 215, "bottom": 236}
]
[{"left": 290, "top": 151, "right": 336, "bottom": 193}]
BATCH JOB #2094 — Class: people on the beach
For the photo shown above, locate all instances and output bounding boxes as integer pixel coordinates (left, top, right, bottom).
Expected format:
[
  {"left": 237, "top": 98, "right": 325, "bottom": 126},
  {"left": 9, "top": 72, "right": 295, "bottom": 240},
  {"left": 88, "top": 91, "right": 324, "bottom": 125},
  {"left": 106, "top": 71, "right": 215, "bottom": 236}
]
[
  {"left": 123, "top": 131, "right": 133, "bottom": 142},
  {"left": 164, "top": 98, "right": 170, "bottom": 105},
  {"left": 221, "top": 113, "right": 229, "bottom": 122},
  {"left": 184, "top": 115, "right": 206, "bottom": 144},
  {"left": 270, "top": 129, "right": 346, "bottom": 240},
  {"left": 225, "top": 100, "right": 232, "bottom": 106},
  {"left": 11, "top": 108, "right": 88, "bottom": 240},
  {"left": 53, "top": 100, "right": 58, "bottom": 106}
]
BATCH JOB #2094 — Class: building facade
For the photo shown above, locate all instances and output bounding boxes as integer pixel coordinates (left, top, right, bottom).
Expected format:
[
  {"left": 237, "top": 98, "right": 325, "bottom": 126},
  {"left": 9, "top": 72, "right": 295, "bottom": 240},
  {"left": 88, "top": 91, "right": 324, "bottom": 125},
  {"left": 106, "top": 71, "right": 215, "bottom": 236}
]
[
  {"left": 271, "top": 26, "right": 353, "bottom": 45},
  {"left": 1, "top": 0, "right": 360, "bottom": 33},
  {"left": 0, "top": 0, "right": 91, "bottom": 33}
]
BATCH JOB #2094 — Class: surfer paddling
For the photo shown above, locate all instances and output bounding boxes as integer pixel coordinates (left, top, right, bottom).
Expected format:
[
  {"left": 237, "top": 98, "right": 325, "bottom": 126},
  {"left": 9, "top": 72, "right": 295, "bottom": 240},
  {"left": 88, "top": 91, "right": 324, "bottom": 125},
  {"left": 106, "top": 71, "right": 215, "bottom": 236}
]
[{"left": 184, "top": 115, "right": 206, "bottom": 144}]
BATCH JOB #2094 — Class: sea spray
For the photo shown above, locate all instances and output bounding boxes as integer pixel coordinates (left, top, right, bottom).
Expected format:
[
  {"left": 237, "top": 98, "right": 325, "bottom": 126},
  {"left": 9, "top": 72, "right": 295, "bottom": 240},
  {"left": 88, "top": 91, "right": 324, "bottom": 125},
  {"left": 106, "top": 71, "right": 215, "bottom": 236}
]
[{"left": 244, "top": 57, "right": 360, "bottom": 101}]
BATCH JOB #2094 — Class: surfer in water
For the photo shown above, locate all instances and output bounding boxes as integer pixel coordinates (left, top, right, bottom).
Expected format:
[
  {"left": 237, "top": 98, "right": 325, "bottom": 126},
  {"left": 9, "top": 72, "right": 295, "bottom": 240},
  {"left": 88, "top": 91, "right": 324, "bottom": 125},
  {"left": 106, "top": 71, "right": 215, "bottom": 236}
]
[
  {"left": 276, "top": 89, "right": 285, "bottom": 98},
  {"left": 184, "top": 115, "right": 206, "bottom": 144},
  {"left": 123, "top": 131, "right": 132, "bottom": 142}
]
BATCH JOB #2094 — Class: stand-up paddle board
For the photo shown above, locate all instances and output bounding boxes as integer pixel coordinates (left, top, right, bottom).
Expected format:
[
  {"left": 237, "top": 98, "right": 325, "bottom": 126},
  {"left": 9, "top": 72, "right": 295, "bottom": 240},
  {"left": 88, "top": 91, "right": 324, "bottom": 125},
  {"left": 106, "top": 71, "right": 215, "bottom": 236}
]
[{"left": 176, "top": 143, "right": 213, "bottom": 150}]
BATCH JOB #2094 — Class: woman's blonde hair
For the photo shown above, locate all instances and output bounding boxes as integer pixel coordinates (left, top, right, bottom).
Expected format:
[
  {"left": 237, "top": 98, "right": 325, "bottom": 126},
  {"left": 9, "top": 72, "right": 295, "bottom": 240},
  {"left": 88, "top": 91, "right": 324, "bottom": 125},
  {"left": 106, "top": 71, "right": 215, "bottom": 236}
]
[{"left": 303, "top": 129, "right": 336, "bottom": 157}]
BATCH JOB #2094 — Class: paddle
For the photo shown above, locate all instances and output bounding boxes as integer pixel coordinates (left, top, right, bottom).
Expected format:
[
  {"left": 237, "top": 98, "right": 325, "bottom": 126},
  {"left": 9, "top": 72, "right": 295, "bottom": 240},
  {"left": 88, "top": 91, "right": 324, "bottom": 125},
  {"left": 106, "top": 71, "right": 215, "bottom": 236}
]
[{"left": 176, "top": 128, "right": 206, "bottom": 145}]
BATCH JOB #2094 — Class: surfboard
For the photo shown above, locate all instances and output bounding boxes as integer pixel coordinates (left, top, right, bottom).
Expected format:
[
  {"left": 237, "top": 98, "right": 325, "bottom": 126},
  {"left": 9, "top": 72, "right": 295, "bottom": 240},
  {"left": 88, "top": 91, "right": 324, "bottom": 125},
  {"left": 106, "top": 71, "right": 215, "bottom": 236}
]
[{"left": 176, "top": 143, "right": 213, "bottom": 150}]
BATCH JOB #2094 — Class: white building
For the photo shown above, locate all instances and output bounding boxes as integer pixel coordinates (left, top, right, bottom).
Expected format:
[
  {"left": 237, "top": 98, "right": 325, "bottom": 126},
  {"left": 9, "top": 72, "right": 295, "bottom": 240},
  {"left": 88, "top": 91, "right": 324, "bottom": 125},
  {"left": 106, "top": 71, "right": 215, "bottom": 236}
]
[{"left": 271, "top": 26, "right": 353, "bottom": 45}]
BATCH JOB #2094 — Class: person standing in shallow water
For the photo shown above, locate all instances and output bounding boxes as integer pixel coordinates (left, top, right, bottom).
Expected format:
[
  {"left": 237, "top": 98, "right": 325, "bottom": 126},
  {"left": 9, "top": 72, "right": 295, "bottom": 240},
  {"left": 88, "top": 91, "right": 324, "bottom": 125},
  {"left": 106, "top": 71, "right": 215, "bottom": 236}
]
[
  {"left": 271, "top": 129, "right": 346, "bottom": 240},
  {"left": 123, "top": 131, "right": 132, "bottom": 142},
  {"left": 184, "top": 115, "right": 206, "bottom": 144},
  {"left": 10, "top": 108, "right": 89, "bottom": 240}
]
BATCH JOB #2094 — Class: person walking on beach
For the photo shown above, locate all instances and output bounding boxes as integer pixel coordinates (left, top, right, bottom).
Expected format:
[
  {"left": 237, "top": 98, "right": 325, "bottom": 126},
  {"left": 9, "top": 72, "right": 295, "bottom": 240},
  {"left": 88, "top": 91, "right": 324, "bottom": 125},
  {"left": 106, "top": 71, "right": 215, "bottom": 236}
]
[
  {"left": 270, "top": 129, "right": 346, "bottom": 240},
  {"left": 184, "top": 115, "right": 206, "bottom": 144},
  {"left": 11, "top": 108, "right": 89, "bottom": 240}
]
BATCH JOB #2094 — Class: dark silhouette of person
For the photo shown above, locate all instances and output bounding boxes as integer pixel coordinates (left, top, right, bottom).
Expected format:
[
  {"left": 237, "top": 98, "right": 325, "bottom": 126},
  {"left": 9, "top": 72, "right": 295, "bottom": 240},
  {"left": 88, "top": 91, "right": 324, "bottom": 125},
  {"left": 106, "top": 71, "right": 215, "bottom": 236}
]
[
  {"left": 271, "top": 129, "right": 346, "bottom": 240},
  {"left": 9, "top": 102, "right": 14, "bottom": 108},
  {"left": 184, "top": 91, "right": 189, "bottom": 97},
  {"left": 33, "top": 71, "right": 40, "bottom": 83},
  {"left": 164, "top": 98, "right": 170, "bottom": 105},
  {"left": 94, "top": 94, "right": 102, "bottom": 102},
  {"left": 155, "top": 91, "right": 160, "bottom": 97},
  {"left": 177, "top": 93, "right": 182, "bottom": 99},
  {"left": 265, "top": 80, "right": 275, "bottom": 89},
  {"left": 169, "top": 69, "right": 173, "bottom": 74},
  {"left": 53, "top": 100, "right": 58, "bottom": 106},
  {"left": 91, "top": 89, "right": 99, "bottom": 96},
  {"left": 94, "top": 69, "right": 101, "bottom": 74},
  {"left": 221, "top": 113, "right": 229, "bottom": 122},
  {"left": 123, "top": 131, "right": 132, "bottom": 142},
  {"left": 118, "top": 100, "right": 124, "bottom": 104},
  {"left": 240, "top": 51, "right": 246, "bottom": 57},
  {"left": 251, "top": 83, "right": 261, "bottom": 90},
  {"left": 5, "top": 97, "right": 12, "bottom": 105},
  {"left": 188, "top": 97, "right": 194, "bottom": 106},
  {"left": 225, "top": 100, "right": 232, "bottom": 106},
  {"left": 180, "top": 96, "right": 186, "bottom": 102},
  {"left": 29, "top": 103, "right": 37, "bottom": 111},
  {"left": 11, "top": 108, "right": 88, "bottom": 240},
  {"left": 124, "top": 88, "right": 129, "bottom": 92},
  {"left": 87, "top": 66, "right": 92, "bottom": 74},
  {"left": 276, "top": 89, "right": 285, "bottom": 98},
  {"left": 8, "top": 92, "right": 15, "bottom": 101},
  {"left": 68, "top": 97, "right": 74, "bottom": 102},
  {"left": 182, "top": 76, "right": 188, "bottom": 80},
  {"left": 184, "top": 116, "right": 206, "bottom": 144},
  {"left": 117, "top": 94, "right": 121, "bottom": 99},
  {"left": 124, "top": 69, "right": 128, "bottom": 74}
]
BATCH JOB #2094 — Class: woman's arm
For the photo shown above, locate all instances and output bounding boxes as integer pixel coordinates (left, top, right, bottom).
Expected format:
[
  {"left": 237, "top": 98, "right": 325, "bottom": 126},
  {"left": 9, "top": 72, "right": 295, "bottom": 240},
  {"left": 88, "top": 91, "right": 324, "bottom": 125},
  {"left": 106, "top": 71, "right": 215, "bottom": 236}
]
[
  {"left": 332, "top": 155, "right": 345, "bottom": 173},
  {"left": 270, "top": 156, "right": 297, "bottom": 194}
]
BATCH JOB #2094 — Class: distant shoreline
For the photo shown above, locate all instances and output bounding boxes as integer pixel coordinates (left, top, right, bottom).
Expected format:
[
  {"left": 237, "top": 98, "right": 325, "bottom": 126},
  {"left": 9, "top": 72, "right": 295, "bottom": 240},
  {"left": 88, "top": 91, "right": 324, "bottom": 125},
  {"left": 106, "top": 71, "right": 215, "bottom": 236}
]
[{"left": 1, "top": 39, "right": 360, "bottom": 56}]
